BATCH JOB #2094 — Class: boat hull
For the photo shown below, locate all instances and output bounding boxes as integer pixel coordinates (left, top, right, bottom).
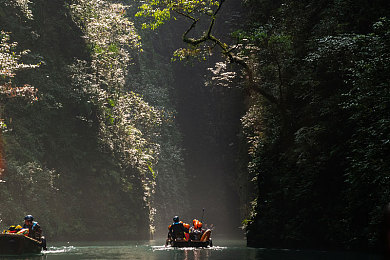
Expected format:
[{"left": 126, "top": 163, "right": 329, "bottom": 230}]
[
  {"left": 0, "top": 234, "right": 42, "bottom": 255},
  {"left": 170, "top": 240, "right": 212, "bottom": 247}
]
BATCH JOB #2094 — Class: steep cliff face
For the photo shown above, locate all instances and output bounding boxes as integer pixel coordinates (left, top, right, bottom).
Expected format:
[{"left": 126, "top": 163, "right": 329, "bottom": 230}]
[
  {"left": 0, "top": 0, "right": 186, "bottom": 240},
  {"left": 242, "top": 0, "right": 390, "bottom": 251}
]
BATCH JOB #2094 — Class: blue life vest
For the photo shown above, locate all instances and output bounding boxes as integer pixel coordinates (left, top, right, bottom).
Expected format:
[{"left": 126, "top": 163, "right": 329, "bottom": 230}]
[{"left": 32, "top": 222, "right": 37, "bottom": 230}]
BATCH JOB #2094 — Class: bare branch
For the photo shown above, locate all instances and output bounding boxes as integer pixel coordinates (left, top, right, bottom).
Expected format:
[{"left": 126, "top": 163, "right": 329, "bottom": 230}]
[
  {"left": 172, "top": 8, "right": 197, "bottom": 22},
  {"left": 213, "top": 0, "right": 225, "bottom": 17}
]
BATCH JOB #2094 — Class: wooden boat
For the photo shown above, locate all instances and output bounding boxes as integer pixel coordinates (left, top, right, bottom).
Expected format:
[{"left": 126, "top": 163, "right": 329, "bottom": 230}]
[{"left": 0, "top": 234, "right": 43, "bottom": 255}]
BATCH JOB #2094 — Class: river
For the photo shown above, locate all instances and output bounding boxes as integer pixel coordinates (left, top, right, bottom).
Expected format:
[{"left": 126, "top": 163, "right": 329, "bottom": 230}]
[{"left": 0, "top": 239, "right": 382, "bottom": 259}]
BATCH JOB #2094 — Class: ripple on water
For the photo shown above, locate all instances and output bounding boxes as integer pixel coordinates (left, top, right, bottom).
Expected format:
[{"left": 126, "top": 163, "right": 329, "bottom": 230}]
[
  {"left": 43, "top": 246, "right": 77, "bottom": 254},
  {"left": 151, "top": 245, "right": 227, "bottom": 251}
]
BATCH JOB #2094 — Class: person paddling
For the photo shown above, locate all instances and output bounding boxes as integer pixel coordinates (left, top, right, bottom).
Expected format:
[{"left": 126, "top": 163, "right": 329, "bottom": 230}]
[
  {"left": 190, "top": 219, "right": 204, "bottom": 241},
  {"left": 23, "top": 215, "right": 47, "bottom": 250},
  {"left": 167, "top": 216, "right": 188, "bottom": 242}
]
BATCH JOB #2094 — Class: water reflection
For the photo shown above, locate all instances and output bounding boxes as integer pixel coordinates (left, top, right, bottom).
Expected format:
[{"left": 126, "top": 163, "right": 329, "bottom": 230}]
[
  {"left": 0, "top": 240, "right": 382, "bottom": 260},
  {"left": 151, "top": 245, "right": 227, "bottom": 260}
]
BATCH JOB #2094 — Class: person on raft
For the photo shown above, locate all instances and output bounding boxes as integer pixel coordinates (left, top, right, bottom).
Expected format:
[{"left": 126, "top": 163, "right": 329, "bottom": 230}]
[
  {"left": 23, "top": 215, "right": 47, "bottom": 250},
  {"left": 190, "top": 219, "right": 204, "bottom": 241},
  {"left": 168, "top": 216, "right": 189, "bottom": 241}
]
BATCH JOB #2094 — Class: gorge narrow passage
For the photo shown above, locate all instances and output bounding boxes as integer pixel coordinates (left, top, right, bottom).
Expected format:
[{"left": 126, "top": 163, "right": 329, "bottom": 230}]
[{"left": 173, "top": 62, "right": 246, "bottom": 237}]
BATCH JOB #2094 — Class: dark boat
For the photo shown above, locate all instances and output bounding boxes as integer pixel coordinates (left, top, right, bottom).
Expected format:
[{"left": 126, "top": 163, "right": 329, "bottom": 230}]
[
  {"left": 169, "top": 239, "right": 213, "bottom": 248},
  {"left": 0, "top": 234, "right": 43, "bottom": 255}
]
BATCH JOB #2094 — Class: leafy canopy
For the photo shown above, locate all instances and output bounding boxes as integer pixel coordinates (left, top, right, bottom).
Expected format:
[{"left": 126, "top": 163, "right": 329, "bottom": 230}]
[{"left": 136, "top": 0, "right": 220, "bottom": 29}]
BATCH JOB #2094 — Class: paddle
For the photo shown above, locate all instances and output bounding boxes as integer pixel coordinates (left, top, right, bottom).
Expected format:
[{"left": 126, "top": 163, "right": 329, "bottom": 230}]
[{"left": 201, "top": 208, "right": 205, "bottom": 223}]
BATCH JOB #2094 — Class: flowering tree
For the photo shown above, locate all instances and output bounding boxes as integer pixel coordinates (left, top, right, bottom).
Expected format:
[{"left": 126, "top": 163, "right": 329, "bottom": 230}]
[
  {"left": 69, "top": 0, "right": 140, "bottom": 94},
  {"left": 0, "top": 31, "right": 38, "bottom": 112},
  {"left": 0, "top": 30, "right": 39, "bottom": 176},
  {"left": 68, "top": 0, "right": 161, "bottom": 175},
  {"left": 2, "top": 0, "right": 34, "bottom": 20}
]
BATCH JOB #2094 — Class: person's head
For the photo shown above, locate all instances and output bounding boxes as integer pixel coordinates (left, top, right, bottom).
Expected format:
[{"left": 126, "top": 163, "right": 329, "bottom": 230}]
[
  {"left": 24, "top": 215, "right": 34, "bottom": 225},
  {"left": 197, "top": 222, "right": 202, "bottom": 229},
  {"left": 193, "top": 219, "right": 198, "bottom": 229},
  {"left": 173, "top": 216, "right": 179, "bottom": 223}
]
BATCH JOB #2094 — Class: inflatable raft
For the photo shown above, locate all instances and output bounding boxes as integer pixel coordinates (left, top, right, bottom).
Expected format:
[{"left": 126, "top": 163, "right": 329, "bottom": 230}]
[
  {"left": 168, "top": 229, "right": 212, "bottom": 247},
  {"left": 0, "top": 234, "right": 43, "bottom": 255},
  {"left": 169, "top": 239, "right": 213, "bottom": 247}
]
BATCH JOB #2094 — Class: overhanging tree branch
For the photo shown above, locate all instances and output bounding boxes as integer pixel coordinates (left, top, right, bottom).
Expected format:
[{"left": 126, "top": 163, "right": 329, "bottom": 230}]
[{"left": 179, "top": 0, "right": 281, "bottom": 107}]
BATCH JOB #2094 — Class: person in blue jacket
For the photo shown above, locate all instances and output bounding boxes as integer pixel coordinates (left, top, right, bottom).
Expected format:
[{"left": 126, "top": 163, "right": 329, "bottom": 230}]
[
  {"left": 23, "top": 215, "right": 47, "bottom": 250},
  {"left": 168, "top": 216, "right": 188, "bottom": 241}
]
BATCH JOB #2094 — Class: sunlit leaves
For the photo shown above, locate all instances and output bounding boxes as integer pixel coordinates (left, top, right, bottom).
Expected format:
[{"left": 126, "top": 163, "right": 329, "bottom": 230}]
[
  {"left": 0, "top": 31, "right": 39, "bottom": 103},
  {"left": 3, "top": 0, "right": 34, "bottom": 19},
  {"left": 136, "top": 0, "right": 220, "bottom": 30},
  {"left": 69, "top": 0, "right": 141, "bottom": 94},
  {"left": 172, "top": 47, "right": 207, "bottom": 61},
  {"left": 0, "top": 31, "right": 38, "bottom": 78},
  {"left": 206, "top": 61, "right": 238, "bottom": 87},
  {"left": 102, "top": 92, "right": 162, "bottom": 173},
  {"left": 68, "top": 0, "right": 164, "bottom": 199}
]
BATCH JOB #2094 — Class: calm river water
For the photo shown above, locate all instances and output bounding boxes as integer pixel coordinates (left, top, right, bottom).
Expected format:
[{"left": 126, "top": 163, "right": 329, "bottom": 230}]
[{"left": 0, "top": 239, "right": 382, "bottom": 260}]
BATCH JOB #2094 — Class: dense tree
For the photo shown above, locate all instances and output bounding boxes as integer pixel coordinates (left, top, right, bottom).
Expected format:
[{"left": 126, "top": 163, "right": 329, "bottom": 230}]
[{"left": 241, "top": 0, "right": 390, "bottom": 251}]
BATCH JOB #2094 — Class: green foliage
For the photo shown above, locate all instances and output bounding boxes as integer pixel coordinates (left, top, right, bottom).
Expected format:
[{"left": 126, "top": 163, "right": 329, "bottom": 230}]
[
  {"left": 68, "top": 0, "right": 172, "bottom": 236},
  {"left": 0, "top": 0, "right": 163, "bottom": 239},
  {"left": 172, "top": 47, "right": 209, "bottom": 62},
  {"left": 135, "top": 0, "right": 219, "bottom": 30},
  {"left": 2, "top": 0, "right": 387, "bottom": 249},
  {"left": 125, "top": 25, "right": 189, "bottom": 236},
  {"left": 242, "top": 0, "right": 390, "bottom": 251},
  {"left": 0, "top": 0, "right": 190, "bottom": 240},
  {"left": 69, "top": 0, "right": 140, "bottom": 93},
  {"left": 0, "top": 0, "right": 33, "bottom": 20},
  {"left": 0, "top": 30, "right": 39, "bottom": 111}
]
